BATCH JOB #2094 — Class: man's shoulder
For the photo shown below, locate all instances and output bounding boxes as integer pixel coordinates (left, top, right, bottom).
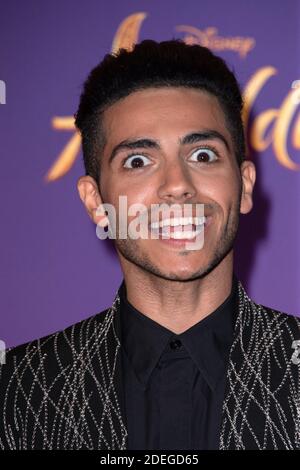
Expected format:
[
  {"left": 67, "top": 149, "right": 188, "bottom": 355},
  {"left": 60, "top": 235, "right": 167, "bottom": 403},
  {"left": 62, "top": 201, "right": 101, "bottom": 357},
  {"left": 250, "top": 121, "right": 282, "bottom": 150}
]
[
  {"left": 0, "top": 304, "right": 122, "bottom": 450},
  {"left": 241, "top": 295, "right": 300, "bottom": 364},
  {"left": 252, "top": 299, "right": 300, "bottom": 328},
  {"left": 1, "top": 306, "right": 112, "bottom": 377}
]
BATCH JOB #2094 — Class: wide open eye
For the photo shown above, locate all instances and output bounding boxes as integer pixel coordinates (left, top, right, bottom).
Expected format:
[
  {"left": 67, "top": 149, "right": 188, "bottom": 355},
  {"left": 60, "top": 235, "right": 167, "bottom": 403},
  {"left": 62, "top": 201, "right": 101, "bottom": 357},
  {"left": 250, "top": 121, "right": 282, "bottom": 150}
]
[
  {"left": 123, "top": 154, "right": 151, "bottom": 169},
  {"left": 189, "top": 147, "right": 219, "bottom": 163}
]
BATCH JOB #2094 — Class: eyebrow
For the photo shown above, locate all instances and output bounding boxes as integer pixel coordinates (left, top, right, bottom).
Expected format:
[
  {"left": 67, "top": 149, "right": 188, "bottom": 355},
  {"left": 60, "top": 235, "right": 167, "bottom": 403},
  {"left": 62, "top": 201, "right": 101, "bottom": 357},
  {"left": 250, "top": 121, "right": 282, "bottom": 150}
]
[{"left": 108, "top": 130, "right": 230, "bottom": 164}]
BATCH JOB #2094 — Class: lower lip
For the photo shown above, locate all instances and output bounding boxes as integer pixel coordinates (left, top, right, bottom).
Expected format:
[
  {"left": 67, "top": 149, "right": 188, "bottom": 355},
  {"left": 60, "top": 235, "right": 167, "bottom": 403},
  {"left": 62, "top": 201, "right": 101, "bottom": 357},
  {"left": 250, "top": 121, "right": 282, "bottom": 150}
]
[{"left": 149, "top": 217, "right": 212, "bottom": 247}]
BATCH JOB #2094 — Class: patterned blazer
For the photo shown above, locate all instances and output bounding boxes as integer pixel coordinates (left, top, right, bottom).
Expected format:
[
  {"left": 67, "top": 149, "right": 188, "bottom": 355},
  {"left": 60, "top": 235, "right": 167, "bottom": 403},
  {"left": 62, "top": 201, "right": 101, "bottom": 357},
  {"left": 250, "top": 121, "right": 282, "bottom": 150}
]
[{"left": 0, "top": 281, "right": 300, "bottom": 450}]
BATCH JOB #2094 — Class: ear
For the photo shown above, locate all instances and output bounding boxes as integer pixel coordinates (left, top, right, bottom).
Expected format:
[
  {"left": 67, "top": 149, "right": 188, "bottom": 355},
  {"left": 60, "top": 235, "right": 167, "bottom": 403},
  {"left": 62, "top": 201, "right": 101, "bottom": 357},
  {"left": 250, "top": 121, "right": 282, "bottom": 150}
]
[
  {"left": 77, "top": 175, "right": 109, "bottom": 227},
  {"left": 240, "top": 160, "right": 256, "bottom": 215}
]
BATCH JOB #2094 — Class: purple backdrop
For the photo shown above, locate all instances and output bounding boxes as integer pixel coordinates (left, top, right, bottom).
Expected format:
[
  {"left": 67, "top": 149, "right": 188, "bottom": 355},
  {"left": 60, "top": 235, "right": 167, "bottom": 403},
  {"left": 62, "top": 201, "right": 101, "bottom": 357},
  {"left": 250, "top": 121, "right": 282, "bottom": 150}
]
[{"left": 0, "top": 0, "right": 299, "bottom": 348}]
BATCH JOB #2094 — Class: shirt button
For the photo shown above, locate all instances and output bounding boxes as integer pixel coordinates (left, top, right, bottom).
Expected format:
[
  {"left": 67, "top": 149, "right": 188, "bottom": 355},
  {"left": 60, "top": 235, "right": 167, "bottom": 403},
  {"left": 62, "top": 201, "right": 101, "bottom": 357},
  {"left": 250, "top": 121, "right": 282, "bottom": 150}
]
[{"left": 169, "top": 339, "right": 182, "bottom": 350}]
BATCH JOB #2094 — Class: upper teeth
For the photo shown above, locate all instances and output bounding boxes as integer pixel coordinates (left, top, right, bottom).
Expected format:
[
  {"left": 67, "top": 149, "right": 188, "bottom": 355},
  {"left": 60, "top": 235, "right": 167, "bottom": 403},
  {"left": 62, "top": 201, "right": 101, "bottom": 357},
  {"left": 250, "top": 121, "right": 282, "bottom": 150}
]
[{"left": 150, "top": 216, "right": 206, "bottom": 229}]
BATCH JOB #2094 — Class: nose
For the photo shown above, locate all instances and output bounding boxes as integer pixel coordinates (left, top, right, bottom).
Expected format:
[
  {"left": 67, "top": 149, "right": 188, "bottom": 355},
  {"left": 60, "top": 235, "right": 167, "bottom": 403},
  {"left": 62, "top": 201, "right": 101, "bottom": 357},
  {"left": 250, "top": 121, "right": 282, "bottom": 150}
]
[{"left": 157, "top": 160, "right": 197, "bottom": 203}]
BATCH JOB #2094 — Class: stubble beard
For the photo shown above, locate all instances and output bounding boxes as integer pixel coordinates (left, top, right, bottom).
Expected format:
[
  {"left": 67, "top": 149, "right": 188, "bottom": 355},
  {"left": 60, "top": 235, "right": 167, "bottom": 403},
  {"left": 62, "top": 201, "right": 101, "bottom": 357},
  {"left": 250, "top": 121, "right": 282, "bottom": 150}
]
[
  {"left": 114, "top": 193, "right": 242, "bottom": 283},
  {"left": 115, "top": 181, "right": 242, "bottom": 282}
]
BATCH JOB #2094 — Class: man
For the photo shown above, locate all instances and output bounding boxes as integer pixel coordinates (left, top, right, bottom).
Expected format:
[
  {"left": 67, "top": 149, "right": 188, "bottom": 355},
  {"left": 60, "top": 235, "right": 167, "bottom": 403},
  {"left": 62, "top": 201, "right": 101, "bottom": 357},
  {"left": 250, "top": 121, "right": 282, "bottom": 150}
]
[{"left": 1, "top": 39, "right": 300, "bottom": 450}]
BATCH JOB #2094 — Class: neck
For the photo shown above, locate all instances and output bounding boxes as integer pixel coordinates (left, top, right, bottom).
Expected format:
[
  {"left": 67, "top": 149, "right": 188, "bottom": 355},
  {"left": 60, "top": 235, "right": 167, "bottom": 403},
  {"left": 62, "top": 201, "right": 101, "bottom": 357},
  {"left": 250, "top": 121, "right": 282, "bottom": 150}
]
[{"left": 119, "top": 252, "right": 234, "bottom": 334}]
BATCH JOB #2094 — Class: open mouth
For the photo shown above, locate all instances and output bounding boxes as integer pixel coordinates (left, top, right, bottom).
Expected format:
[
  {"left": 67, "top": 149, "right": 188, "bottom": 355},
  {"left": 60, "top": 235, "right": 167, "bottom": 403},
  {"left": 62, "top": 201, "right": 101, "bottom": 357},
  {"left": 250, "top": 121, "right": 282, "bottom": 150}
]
[{"left": 149, "top": 216, "right": 207, "bottom": 240}]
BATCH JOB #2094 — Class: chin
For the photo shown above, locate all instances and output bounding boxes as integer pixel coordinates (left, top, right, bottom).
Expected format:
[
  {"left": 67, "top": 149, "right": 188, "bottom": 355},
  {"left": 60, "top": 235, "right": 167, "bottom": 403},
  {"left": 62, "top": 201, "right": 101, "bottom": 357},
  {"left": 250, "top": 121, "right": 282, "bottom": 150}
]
[{"left": 155, "top": 265, "right": 207, "bottom": 282}]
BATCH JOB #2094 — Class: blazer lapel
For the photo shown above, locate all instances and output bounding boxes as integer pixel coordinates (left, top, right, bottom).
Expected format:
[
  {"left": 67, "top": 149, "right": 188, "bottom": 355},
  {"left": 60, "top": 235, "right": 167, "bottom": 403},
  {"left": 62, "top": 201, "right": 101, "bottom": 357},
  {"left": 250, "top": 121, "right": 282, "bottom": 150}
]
[
  {"left": 219, "top": 281, "right": 300, "bottom": 450},
  {"left": 100, "top": 290, "right": 128, "bottom": 449}
]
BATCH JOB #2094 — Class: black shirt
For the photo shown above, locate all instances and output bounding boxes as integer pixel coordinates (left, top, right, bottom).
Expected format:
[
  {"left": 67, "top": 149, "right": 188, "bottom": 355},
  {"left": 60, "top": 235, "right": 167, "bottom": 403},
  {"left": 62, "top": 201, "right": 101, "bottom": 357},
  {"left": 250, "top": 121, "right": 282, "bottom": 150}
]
[{"left": 119, "top": 275, "right": 238, "bottom": 450}]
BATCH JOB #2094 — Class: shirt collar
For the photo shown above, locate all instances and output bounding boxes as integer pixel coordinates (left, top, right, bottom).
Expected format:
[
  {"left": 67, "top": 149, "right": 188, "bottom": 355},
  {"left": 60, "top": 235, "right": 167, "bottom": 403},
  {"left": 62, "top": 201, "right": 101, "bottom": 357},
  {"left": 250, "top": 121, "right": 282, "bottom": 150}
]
[{"left": 119, "top": 275, "right": 239, "bottom": 392}]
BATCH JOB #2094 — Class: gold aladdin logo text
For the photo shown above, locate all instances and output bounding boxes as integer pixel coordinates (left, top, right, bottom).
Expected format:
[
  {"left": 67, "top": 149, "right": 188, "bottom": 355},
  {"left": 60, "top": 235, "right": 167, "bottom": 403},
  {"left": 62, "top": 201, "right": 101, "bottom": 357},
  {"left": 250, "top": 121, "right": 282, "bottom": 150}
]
[{"left": 45, "top": 13, "right": 299, "bottom": 182}]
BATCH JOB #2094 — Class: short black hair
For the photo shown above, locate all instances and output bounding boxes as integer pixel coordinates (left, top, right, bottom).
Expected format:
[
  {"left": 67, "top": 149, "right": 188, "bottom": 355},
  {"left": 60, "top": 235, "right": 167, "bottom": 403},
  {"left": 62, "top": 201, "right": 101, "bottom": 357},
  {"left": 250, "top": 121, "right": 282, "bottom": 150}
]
[{"left": 74, "top": 39, "right": 245, "bottom": 185}]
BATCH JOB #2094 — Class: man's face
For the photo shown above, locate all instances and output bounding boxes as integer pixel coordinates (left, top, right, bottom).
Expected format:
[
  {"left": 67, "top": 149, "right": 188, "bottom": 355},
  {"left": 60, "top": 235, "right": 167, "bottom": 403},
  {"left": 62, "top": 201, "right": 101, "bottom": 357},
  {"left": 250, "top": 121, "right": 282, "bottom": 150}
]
[{"left": 79, "top": 87, "right": 255, "bottom": 281}]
